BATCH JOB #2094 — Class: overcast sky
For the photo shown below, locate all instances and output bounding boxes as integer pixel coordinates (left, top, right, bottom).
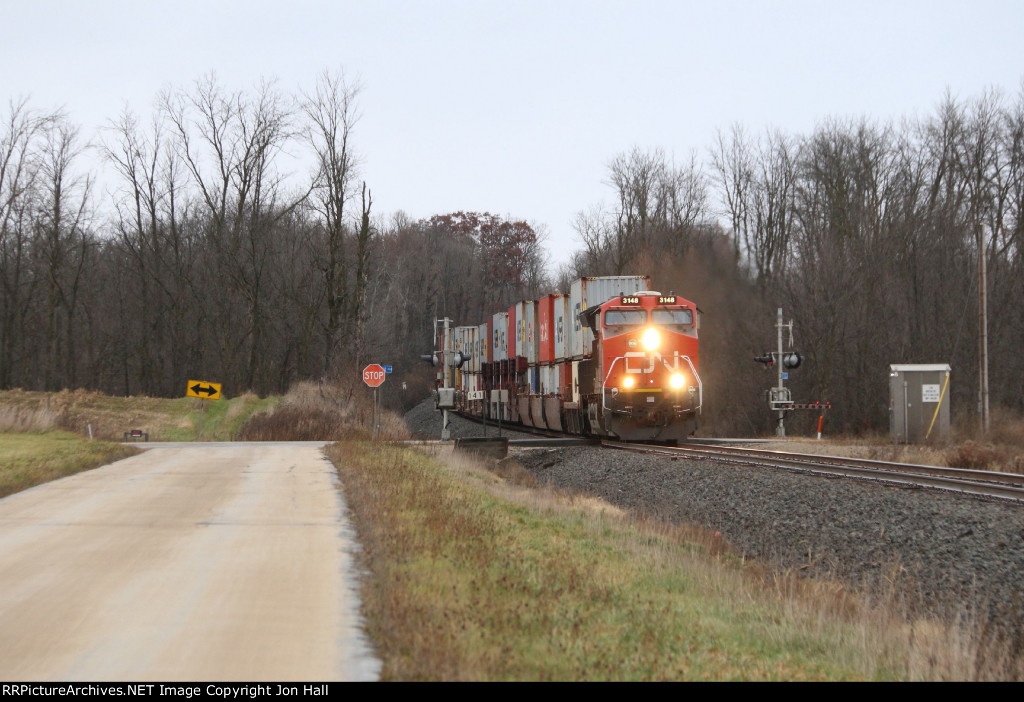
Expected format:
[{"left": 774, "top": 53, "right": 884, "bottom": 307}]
[{"left": 3, "top": 0, "right": 1023, "bottom": 268}]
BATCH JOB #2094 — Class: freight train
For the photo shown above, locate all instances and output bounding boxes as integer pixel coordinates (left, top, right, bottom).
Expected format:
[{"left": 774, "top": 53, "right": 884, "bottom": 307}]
[{"left": 428, "top": 276, "right": 702, "bottom": 441}]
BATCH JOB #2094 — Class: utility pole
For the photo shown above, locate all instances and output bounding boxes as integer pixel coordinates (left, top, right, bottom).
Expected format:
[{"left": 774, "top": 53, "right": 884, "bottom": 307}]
[{"left": 978, "top": 222, "right": 990, "bottom": 434}]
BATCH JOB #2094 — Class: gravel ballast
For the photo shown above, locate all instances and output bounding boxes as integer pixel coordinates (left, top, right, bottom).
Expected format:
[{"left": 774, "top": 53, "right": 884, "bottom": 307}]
[
  {"left": 405, "top": 400, "right": 1024, "bottom": 628},
  {"left": 404, "top": 397, "right": 537, "bottom": 441}
]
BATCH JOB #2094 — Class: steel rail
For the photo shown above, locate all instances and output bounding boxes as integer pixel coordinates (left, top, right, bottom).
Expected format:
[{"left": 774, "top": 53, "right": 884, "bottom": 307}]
[{"left": 602, "top": 440, "right": 1024, "bottom": 503}]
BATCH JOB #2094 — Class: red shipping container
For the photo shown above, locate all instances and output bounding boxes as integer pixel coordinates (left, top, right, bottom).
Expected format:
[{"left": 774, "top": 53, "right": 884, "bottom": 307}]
[
  {"left": 559, "top": 361, "right": 572, "bottom": 400},
  {"left": 507, "top": 306, "right": 517, "bottom": 359},
  {"left": 538, "top": 294, "right": 557, "bottom": 364}
]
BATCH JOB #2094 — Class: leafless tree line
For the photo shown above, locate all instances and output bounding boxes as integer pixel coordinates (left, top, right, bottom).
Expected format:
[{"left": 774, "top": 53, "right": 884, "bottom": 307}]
[
  {"left": 3, "top": 75, "right": 1022, "bottom": 435},
  {"left": 565, "top": 86, "right": 1024, "bottom": 434},
  {"left": 0, "top": 72, "right": 376, "bottom": 397},
  {"left": 0, "top": 74, "right": 547, "bottom": 403}
]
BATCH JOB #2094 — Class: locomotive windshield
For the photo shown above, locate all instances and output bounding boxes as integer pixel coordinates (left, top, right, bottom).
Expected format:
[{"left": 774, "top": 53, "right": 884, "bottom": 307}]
[
  {"left": 604, "top": 309, "right": 646, "bottom": 334},
  {"left": 651, "top": 308, "right": 693, "bottom": 330}
]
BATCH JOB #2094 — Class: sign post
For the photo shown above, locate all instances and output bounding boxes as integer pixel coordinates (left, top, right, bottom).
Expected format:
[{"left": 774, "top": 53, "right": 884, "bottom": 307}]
[
  {"left": 363, "top": 364, "right": 387, "bottom": 438},
  {"left": 186, "top": 379, "right": 222, "bottom": 440}
]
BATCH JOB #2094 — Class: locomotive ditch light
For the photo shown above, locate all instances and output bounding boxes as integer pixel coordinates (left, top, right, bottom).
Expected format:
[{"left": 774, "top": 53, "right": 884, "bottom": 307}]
[
  {"left": 669, "top": 372, "right": 686, "bottom": 389},
  {"left": 642, "top": 328, "right": 661, "bottom": 351},
  {"left": 622, "top": 375, "right": 636, "bottom": 389}
]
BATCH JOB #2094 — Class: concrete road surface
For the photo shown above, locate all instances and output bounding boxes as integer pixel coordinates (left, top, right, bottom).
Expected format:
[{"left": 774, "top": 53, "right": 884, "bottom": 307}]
[{"left": 0, "top": 442, "right": 379, "bottom": 681}]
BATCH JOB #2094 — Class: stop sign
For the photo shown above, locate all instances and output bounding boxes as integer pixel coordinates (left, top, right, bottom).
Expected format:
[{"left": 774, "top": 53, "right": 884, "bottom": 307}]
[{"left": 363, "top": 364, "right": 386, "bottom": 387}]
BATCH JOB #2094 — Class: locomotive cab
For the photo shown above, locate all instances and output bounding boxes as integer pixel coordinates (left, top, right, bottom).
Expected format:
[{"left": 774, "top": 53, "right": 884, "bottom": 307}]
[{"left": 595, "top": 291, "right": 701, "bottom": 441}]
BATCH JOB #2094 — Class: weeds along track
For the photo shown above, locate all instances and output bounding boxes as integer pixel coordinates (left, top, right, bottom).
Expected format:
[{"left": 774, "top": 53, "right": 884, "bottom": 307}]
[
  {"left": 407, "top": 398, "right": 1024, "bottom": 638},
  {"left": 509, "top": 441, "right": 1024, "bottom": 638},
  {"left": 603, "top": 441, "right": 1024, "bottom": 504}
]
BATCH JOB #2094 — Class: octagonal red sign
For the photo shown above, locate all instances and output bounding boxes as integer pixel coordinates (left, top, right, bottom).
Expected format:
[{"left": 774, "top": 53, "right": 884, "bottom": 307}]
[{"left": 363, "top": 364, "right": 386, "bottom": 387}]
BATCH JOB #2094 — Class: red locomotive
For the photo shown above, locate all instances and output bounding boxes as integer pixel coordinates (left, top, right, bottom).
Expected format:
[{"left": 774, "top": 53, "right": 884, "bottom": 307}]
[{"left": 433, "top": 276, "right": 702, "bottom": 442}]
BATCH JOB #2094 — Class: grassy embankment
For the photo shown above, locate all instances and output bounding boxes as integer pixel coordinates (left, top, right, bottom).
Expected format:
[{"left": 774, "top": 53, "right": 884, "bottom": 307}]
[
  {"left": 3, "top": 385, "right": 1022, "bottom": 679},
  {"left": 328, "top": 439, "right": 1020, "bottom": 681},
  {"left": 0, "top": 388, "right": 278, "bottom": 498}
]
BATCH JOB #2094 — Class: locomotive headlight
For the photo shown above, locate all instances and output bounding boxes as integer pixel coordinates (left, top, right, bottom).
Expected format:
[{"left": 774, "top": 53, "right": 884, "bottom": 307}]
[
  {"left": 642, "top": 328, "right": 660, "bottom": 351},
  {"left": 622, "top": 375, "right": 636, "bottom": 389},
  {"left": 670, "top": 372, "right": 686, "bottom": 389}
]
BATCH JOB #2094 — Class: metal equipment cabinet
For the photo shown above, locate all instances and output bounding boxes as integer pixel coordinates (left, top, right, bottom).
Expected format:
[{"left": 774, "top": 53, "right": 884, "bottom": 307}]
[{"left": 889, "top": 364, "right": 951, "bottom": 443}]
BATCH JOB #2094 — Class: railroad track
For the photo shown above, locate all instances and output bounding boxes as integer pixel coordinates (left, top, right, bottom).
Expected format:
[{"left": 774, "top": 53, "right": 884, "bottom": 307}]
[
  {"left": 449, "top": 410, "right": 573, "bottom": 440},
  {"left": 602, "top": 440, "right": 1024, "bottom": 503}
]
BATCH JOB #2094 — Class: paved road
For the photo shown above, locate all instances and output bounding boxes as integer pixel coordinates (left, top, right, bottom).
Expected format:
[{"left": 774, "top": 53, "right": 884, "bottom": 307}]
[{"left": 0, "top": 442, "right": 379, "bottom": 681}]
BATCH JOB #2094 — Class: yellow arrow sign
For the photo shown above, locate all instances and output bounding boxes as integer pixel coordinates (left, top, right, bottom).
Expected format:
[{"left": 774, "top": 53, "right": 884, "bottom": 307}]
[{"left": 187, "top": 380, "right": 222, "bottom": 400}]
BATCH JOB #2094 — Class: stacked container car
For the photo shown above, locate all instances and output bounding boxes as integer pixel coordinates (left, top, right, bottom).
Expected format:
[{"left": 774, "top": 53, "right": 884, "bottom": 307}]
[{"left": 442, "top": 275, "right": 701, "bottom": 441}]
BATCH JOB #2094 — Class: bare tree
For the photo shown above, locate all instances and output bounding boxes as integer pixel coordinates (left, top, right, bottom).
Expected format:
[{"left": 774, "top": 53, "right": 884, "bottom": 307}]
[
  {"left": 300, "top": 69, "right": 362, "bottom": 377},
  {"left": 710, "top": 124, "right": 754, "bottom": 264},
  {"left": 710, "top": 125, "right": 796, "bottom": 285},
  {"left": 0, "top": 99, "right": 55, "bottom": 386},
  {"left": 162, "top": 74, "right": 301, "bottom": 394},
  {"left": 36, "top": 117, "right": 93, "bottom": 389}
]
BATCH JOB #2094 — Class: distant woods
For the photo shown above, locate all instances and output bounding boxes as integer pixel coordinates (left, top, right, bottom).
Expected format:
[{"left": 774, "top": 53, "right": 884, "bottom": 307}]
[
  {"left": 2, "top": 76, "right": 1023, "bottom": 435},
  {"left": 0, "top": 73, "right": 547, "bottom": 403},
  {"left": 563, "top": 87, "right": 1024, "bottom": 434}
]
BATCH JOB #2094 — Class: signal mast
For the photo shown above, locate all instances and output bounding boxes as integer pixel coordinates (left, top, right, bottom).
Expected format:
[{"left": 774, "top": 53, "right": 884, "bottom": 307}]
[
  {"left": 754, "top": 308, "right": 827, "bottom": 437},
  {"left": 421, "top": 317, "right": 470, "bottom": 441}
]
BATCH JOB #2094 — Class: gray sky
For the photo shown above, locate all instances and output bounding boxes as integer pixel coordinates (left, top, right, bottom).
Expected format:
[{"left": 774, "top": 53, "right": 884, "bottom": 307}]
[{"left": 3, "top": 0, "right": 1022, "bottom": 268}]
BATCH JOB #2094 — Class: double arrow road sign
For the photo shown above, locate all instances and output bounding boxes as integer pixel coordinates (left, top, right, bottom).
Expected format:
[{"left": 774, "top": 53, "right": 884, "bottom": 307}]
[{"left": 187, "top": 380, "right": 222, "bottom": 400}]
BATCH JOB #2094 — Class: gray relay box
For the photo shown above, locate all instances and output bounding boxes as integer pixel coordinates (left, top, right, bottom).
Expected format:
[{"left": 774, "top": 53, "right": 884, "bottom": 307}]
[{"left": 889, "top": 364, "right": 951, "bottom": 443}]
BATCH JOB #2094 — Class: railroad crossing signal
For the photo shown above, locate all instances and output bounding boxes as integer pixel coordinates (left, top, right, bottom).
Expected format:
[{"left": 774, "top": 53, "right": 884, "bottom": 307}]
[
  {"left": 186, "top": 380, "right": 222, "bottom": 400},
  {"left": 363, "top": 364, "right": 387, "bottom": 387},
  {"left": 754, "top": 352, "right": 802, "bottom": 369}
]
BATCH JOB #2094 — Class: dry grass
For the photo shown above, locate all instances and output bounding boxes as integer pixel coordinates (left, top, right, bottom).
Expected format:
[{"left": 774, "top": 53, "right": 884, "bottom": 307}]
[
  {"left": 944, "top": 441, "right": 1024, "bottom": 473},
  {"left": 485, "top": 452, "right": 1024, "bottom": 681},
  {"left": 328, "top": 440, "right": 1024, "bottom": 680},
  {"left": 765, "top": 426, "right": 1024, "bottom": 475},
  {"left": 0, "top": 388, "right": 276, "bottom": 441},
  {"left": 750, "top": 405, "right": 1024, "bottom": 474},
  {"left": 236, "top": 380, "right": 410, "bottom": 441},
  {"left": 0, "top": 405, "right": 62, "bottom": 433}
]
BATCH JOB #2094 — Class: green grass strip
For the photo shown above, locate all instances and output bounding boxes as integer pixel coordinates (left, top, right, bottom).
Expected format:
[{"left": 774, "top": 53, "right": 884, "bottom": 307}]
[
  {"left": 0, "top": 432, "right": 139, "bottom": 499},
  {"left": 328, "top": 442, "right": 886, "bottom": 681}
]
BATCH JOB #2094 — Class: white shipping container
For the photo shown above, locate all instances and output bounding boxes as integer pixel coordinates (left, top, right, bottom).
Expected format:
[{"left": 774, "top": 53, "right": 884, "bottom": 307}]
[
  {"left": 491, "top": 312, "right": 508, "bottom": 361},
  {"left": 453, "top": 326, "right": 474, "bottom": 373},
  {"left": 554, "top": 294, "right": 572, "bottom": 361},
  {"left": 513, "top": 302, "right": 526, "bottom": 360},
  {"left": 569, "top": 276, "right": 650, "bottom": 358},
  {"left": 477, "top": 323, "right": 489, "bottom": 368},
  {"left": 541, "top": 365, "right": 558, "bottom": 395},
  {"left": 524, "top": 300, "right": 538, "bottom": 365}
]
